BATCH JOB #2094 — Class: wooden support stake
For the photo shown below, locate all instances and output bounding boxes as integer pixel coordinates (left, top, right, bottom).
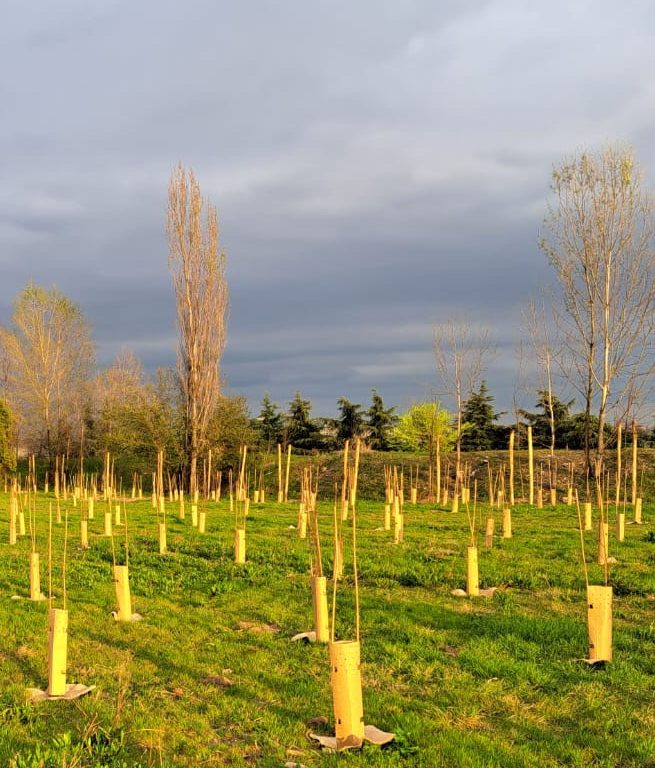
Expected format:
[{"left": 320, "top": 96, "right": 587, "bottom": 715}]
[
  {"left": 598, "top": 522, "right": 609, "bottom": 566},
  {"left": 284, "top": 445, "right": 292, "bottom": 503},
  {"left": 508, "top": 430, "right": 515, "bottom": 505},
  {"left": 631, "top": 420, "right": 638, "bottom": 506},
  {"left": 584, "top": 502, "right": 592, "bottom": 531}
]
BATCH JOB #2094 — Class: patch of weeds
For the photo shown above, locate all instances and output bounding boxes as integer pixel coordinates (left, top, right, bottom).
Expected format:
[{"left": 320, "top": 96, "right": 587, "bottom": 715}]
[
  {"left": 633, "top": 621, "right": 655, "bottom": 642},
  {"left": 82, "top": 726, "right": 144, "bottom": 766},
  {"left": 9, "top": 727, "right": 145, "bottom": 768},
  {"left": 1, "top": 701, "right": 36, "bottom": 726},
  {"left": 390, "top": 727, "right": 420, "bottom": 757},
  {"left": 397, "top": 570, "right": 423, "bottom": 587},
  {"left": 209, "top": 580, "right": 236, "bottom": 597},
  {"left": 493, "top": 589, "right": 515, "bottom": 613},
  {"left": 10, "top": 733, "right": 76, "bottom": 768},
  {"left": 611, "top": 575, "right": 649, "bottom": 597}
]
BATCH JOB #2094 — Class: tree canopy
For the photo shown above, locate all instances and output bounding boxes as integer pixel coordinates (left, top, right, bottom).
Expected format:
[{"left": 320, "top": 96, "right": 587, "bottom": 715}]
[{"left": 391, "top": 402, "right": 456, "bottom": 457}]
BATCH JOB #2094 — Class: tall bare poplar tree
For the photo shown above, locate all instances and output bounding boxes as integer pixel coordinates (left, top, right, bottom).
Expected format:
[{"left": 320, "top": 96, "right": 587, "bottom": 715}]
[
  {"left": 541, "top": 146, "right": 655, "bottom": 480},
  {"left": 167, "top": 163, "right": 228, "bottom": 493}
]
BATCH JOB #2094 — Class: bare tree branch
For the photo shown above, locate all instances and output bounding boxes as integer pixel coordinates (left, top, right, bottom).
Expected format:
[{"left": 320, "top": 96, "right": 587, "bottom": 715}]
[{"left": 433, "top": 318, "right": 493, "bottom": 485}]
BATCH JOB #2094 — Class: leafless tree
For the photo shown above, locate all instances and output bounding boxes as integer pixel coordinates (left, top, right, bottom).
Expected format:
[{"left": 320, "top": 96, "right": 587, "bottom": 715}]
[
  {"left": 167, "top": 163, "right": 228, "bottom": 494},
  {"left": 523, "top": 297, "right": 558, "bottom": 457},
  {"left": 433, "top": 318, "right": 492, "bottom": 486},
  {"left": 0, "top": 282, "right": 94, "bottom": 459},
  {"left": 541, "top": 145, "right": 655, "bottom": 480},
  {"left": 95, "top": 349, "right": 182, "bottom": 467}
]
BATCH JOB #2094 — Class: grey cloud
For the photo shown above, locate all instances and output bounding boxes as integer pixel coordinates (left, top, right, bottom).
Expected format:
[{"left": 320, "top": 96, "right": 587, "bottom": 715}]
[{"left": 2, "top": 0, "right": 654, "bottom": 421}]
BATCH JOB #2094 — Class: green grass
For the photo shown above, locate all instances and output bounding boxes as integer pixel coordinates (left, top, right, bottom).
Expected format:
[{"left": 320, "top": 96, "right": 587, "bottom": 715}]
[{"left": 1, "top": 491, "right": 655, "bottom": 766}]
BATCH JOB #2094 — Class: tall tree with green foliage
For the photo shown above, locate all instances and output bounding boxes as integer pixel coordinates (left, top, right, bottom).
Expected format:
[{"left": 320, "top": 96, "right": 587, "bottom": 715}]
[
  {"left": 335, "top": 397, "right": 365, "bottom": 446},
  {"left": 256, "top": 393, "right": 283, "bottom": 450},
  {"left": 366, "top": 389, "right": 396, "bottom": 450},
  {"left": 461, "top": 381, "right": 502, "bottom": 451}
]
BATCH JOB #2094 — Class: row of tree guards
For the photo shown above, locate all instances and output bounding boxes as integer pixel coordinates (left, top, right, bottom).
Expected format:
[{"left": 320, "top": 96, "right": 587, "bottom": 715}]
[
  {"left": 10, "top": 421, "right": 644, "bottom": 509},
  {"left": 3, "top": 431, "right": 648, "bottom": 744},
  {"left": 5, "top": 440, "right": 394, "bottom": 749},
  {"left": 6, "top": 446, "right": 254, "bottom": 702}
]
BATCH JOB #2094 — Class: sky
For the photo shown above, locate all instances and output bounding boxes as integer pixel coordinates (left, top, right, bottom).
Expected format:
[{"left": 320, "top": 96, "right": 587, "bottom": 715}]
[{"left": 2, "top": 1, "right": 655, "bottom": 419}]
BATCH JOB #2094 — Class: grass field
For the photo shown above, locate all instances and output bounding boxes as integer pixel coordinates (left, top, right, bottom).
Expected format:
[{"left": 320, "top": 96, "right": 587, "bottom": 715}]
[{"left": 1, "top": 490, "right": 655, "bottom": 767}]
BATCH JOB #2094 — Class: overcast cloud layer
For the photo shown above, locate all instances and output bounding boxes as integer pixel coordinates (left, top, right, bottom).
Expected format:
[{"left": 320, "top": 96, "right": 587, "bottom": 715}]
[{"left": 2, "top": 1, "right": 655, "bottom": 418}]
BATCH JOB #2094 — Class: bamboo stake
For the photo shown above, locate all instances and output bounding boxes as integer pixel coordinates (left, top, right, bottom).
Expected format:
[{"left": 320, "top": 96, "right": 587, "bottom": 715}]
[
  {"left": 284, "top": 445, "right": 292, "bottom": 502},
  {"left": 631, "top": 420, "right": 638, "bottom": 506},
  {"left": 527, "top": 426, "right": 534, "bottom": 506},
  {"left": 575, "top": 491, "right": 589, "bottom": 590},
  {"left": 341, "top": 441, "right": 349, "bottom": 519},
  {"left": 615, "top": 422, "right": 622, "bottom": 508},
  {"left": 331, "top": 490, "right": 339, "bottom": 643}
]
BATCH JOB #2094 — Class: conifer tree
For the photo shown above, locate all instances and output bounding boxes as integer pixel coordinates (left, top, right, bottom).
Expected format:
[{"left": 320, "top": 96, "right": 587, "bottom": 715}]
[
  {"left": 257, "top": 393, "right": 283, "bottom": 449},
  {"left": 366, "top": 389, "right": 396, "bottom": 450},
  {"left": 335, "top": 397, "right": 365, "bottom": 446},
  {"left": 461, "top": 381, "right": 501, "bottom": 451},
  {"left": 286, "top": 392, "right": 321, "bottom": 451}
]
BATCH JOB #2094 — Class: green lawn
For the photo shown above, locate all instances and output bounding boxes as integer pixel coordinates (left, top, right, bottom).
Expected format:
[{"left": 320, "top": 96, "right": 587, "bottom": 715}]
[{"left": 1, "top": 491, "right": 655, "bottom": 767}]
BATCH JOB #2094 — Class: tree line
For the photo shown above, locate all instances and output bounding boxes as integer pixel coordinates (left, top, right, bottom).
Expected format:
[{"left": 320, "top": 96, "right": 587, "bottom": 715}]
[
  {"left": 3, "top": 145, "right": 655, "bottom": 485},
  {"left": 254, "top": 382, "right": 655, "bottom": 456}
]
